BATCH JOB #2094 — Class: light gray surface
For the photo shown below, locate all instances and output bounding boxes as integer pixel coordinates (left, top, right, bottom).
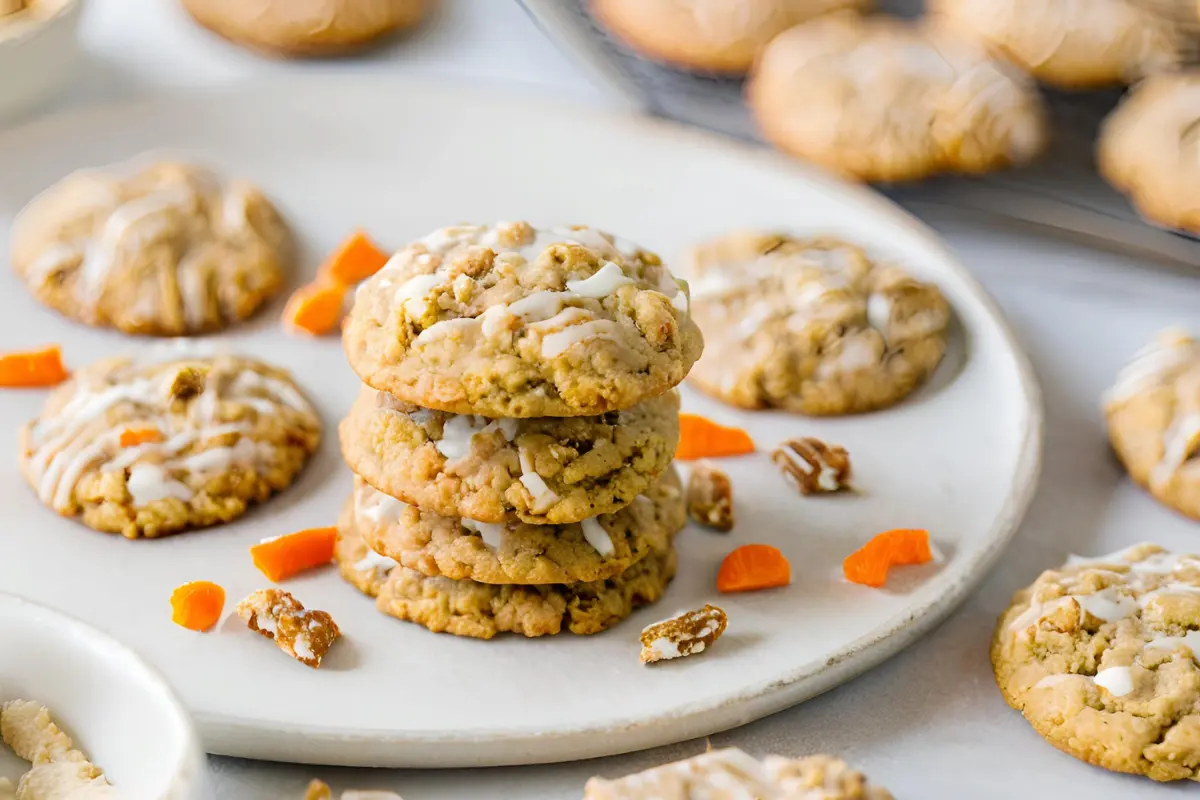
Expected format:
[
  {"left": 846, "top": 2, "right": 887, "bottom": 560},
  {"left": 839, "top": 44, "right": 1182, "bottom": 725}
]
[{"left": 18, "top": 0, "right": 1200, "bottom": 796}]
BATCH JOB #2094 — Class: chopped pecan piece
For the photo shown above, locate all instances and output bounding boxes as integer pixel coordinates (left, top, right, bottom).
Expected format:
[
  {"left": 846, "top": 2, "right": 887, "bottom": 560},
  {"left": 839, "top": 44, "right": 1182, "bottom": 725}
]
[
  {"left": 686, "top": 462, "right": 734, "bottom": 532},
  {"left": 772, "top": 437, "right": 852, "bottom": 495},
  {"left": 639, "top": 604, "right": 728, "bottom": 664},
  {"left": 236, "top": 589, "right": 340, "bottom": 668}
]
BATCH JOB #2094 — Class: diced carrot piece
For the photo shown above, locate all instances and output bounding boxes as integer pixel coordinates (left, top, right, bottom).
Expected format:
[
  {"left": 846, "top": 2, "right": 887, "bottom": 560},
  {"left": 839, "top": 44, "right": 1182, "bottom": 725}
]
[
  {"left": 283, "top": 281, "right": 346, "bottom": 336},
  {"left": 843, "top": 529, "right": 933, "bottom": 588},
  {"left": 119, "top": 427, "right": 164, "bottom": 448},
  {"left": 318, "top": 230, "right": 391, "bottom": 285},
  {"left": 676, "top": 414, "right": 755, "bottom": 460},
  {"left": 170, "top": 581, "right": 226, "bottom": 632},
  {"left": 716, "top": 544, "right": 791, "bottom": 593},
  {"left": 251, "top": 527, "right": 338, "bottom": 582},
  {"left": 0, "top": 345, "right": 68, "bottom": 388}
]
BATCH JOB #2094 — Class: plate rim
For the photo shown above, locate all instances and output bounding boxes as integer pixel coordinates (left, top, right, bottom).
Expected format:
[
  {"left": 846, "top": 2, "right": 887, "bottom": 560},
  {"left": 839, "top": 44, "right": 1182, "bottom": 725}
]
[{"left": 0, "top": 75, "right": 1044, "bottom": 767}]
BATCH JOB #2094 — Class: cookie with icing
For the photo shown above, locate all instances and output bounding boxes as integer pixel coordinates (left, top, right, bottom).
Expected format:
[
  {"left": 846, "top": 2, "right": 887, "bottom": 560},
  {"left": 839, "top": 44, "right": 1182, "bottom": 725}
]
[
  {"left": 1104, "top": 329, "right": 1200, "bottom": 519},
  {"left": 681, "top": 231, "right": 949, "bottom": 415},
  {"left": 336, "top": 497, "right": 678, "bottom": 638},
  {"left": 1098, "top": 73, "right": 1200, "bottom": 234},
  {"left": 342, "top": 222, "right": 703, "bottom": 418},
  {"left": 11, "top": 161, "right": 290, "bottom": 336},
  {"left": 17, "top": 352, "right": 321, "bottom": 538},
  {"left": 746, "top": 13, "right": 1048, "bottom": 182},
  {"left": 181, "top": 0, "right": 429, "bottom": 58},
  {"left": 341, "top": 466, "right": 683, "bottom": 584},
  {"left": 589, "top": 0, "right": 870, "bottom": 74},
  {"left": 338, "top": 386, "right": 679, "bottom": 524},
  {"left": 992, "top": 543, "right": 1200, "bottom": 782},
  {"left": 929, "top": 0, "right": 1183, "bottom": 90}
]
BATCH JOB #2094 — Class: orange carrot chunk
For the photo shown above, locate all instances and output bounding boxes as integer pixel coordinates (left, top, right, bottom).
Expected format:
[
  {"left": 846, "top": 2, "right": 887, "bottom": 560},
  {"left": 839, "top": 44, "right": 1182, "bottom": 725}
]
[
  {"left": 119, "top": 427, "right": 164, "bottom": 448},
  {"left": 251, "top": 527, "right": 338, "bottom": 582},
  {"left": 170, "top": 581, "right": 226, "bottom": 632},
  {"left": 318, "top": 230, "right": 391, "bottom": 285},
  {"left": 283, "top": 281, "right": 346, "bottom": 336},
  {"left": 676, "top": 414, "right": 755, "bottom": 461},
  {"left": 0, "top": 345, "right": 68, "bottom": 388},
  {"left": 843, "top": 529, "right": 933, "bottom": 588},
  {"left": 717, "top": 544, "right": 791, "bottom": 593}
]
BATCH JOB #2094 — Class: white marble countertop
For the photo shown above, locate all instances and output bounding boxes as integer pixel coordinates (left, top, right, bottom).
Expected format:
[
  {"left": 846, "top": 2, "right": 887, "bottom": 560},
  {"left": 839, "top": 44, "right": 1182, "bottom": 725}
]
[{"left": 25, "top": 0, "right": 1200, "bottom": 797}]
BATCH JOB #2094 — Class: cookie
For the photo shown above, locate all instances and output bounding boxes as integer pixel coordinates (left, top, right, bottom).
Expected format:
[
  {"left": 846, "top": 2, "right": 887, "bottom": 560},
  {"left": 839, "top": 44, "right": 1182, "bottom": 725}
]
[
  {"left": 338, "top": 386, "right": 680, "bottom": 524},
  {"left": 584, "top": 748, "right": 893, "bottom": 799},
  {"left": 992, "top": 543, "right": 1200, "bottom": 782},
  {"left": 929, "top": 0, "right": 1182, "bottom": 90},
  {"left": 1098, "top": 73, "right": 1200, "bottom": 234},
  {"left": 1103, "top": 329, "right": 1200, "bottom": 519},
  {"left": 342, "top": 222, "right": 703, "bottom": 417},
  {"left": 681, "top": 232, "right": 949, "bottom": 415},
  {"left": 345, "top": 466, "right": 684, "bottom": 584},
  {"left": 17, "top": 351, "right": 321, "bottom": 538},
  {"left": 11, "top": 161, "right": 290, "bottom": 337},
  {"left": 589, "top": 0, "right": 869, "bottom": 74},
  {"left": 181, "top": 0, "right": 429, "bottom": 57},
  {"left": 746, "top": 13, "right": 1047, "bottom": 182}
]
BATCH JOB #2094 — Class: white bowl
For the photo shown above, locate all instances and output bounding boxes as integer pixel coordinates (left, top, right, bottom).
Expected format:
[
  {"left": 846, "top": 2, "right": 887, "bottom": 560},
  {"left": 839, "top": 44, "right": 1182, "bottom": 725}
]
[
  {"left": 0, "top": 0, "right": 82, "bottom": 124},
  {"left": 0, "top": 592, "right": 206, "bottom": 799}
]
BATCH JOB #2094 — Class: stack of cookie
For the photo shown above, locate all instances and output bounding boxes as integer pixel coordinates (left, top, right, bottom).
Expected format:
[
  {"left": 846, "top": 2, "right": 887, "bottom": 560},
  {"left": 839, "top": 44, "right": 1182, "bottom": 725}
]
[{"left": 333, "top": 222, "right": 704, "bottom": 639}]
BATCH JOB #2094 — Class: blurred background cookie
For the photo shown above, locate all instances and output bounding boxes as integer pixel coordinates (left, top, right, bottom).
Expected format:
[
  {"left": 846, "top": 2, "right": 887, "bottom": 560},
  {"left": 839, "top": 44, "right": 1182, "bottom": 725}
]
[
  {"left": 181, "top": 0, "right": 430, "bottom": 58},
  {"left": 928, "top": 0, "right": 1184, "bottom": 90},
  {"left": 746, "top": 13, "right": 1047, "bottom": 182},
  {"left": 589, "top": 0, "right": 870, "bottom": 74},
  {"left": 1098, "top": 72, "right": 1200, "bottom": 233}
]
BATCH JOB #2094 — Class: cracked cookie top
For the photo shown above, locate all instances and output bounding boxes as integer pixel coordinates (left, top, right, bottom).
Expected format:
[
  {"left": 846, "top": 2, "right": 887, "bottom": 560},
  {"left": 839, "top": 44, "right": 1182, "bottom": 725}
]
[{"left": 342, "top": 221, "right": 703, "bottom": 417}]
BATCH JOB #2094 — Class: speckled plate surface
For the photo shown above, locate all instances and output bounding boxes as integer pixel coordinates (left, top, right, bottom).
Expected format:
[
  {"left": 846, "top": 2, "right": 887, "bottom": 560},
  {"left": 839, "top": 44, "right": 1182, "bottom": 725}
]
[{"left": 0, "top": 79, "right": 1041, "bottom": 768}]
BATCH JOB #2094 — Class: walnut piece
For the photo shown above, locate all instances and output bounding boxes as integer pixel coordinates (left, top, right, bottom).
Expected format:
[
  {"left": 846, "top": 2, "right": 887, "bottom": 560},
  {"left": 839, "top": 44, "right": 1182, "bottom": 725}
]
[
  {"left": 639, "top": 604, "right": 728, "bottom": 664},
  {"left": 772, "top": 437, "right": 852, "bottom": 495},
  {"left": 236, "top": 589, "right": 341, "bottom": 669},
  {"left": 686, "top": 462, "right": 734, "bottom": 532}
]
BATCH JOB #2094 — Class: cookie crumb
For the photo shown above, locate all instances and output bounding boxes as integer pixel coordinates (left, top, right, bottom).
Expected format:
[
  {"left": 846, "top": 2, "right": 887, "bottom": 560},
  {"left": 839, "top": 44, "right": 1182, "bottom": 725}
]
[
  {"left": 772, "top": 437, "right": 852, "bottom": 495},
  {"left": 639, "top": 604, "right": 727, "bottom": 664},
  {"left": 303, "top": 780, "right": 403, "bottom": 800},
  {"left": 0, "top": 700, "right": 114, "bottom": 796},
  {"left": 686, "top": 462, "right": 734, "bottom": 532},
  {"left": 236, "top": 589, "right": 341, "bottom": 668}
]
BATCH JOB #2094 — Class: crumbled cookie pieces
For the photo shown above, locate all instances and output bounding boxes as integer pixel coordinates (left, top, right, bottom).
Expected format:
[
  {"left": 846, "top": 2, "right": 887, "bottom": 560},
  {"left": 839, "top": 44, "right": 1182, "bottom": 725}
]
[
  {"left": 237, "top": 589, "right": 341, "bottom": 668},
  {"left": 772, "top": 437, "right": 852, "bottom": 495},
  {"left": 686, "top": 462, "right": 734, "bottom": 532},
  {"left": 639, "top": 604, "right": 727, "bottom": 664},
  {"left": 0, "top": 700, "right": 114, "bottom": 798}
]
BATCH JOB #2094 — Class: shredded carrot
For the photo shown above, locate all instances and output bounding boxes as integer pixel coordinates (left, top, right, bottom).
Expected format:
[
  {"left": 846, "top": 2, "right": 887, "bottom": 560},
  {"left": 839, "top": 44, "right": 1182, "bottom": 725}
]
[
  {"left": 251, "top": 527, "right": 338, "bottom": 582},
  {"left": 0, "top": 345, "right": 68, "bottom": 388},
  {"left": 119, "top": 427, "right": 164, "bottom": 448},
  {"left": 283, "top": 280, "right": 346, "bottom": 336},
  {"left": 170, "top": 581, "right": 226, "bottom": 632},
  {"left": 843, "top": 529, "right": 933, "bottom": 588},
  {"left": 676, "top": 414, "right": 755, "bottom": 460},
  {"left": 318, "top": 230, "right": 390, "bottom": 285},
  {"left": 716, "top": 544, "right": 791, "bottom": 593}
]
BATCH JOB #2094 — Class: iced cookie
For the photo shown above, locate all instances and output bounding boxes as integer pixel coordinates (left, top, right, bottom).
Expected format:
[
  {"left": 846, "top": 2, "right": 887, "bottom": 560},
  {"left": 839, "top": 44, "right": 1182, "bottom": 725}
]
[
  {"left": 1098, "top": 73, "right": 1200, "bottom": 234},
  {"left": 339, "top": 386, "right": 680, "bottom": 524},
  {"left": 344, "top": 466, "right": 684, "bottom": 584},
  {"left": 589, "top": 0, "right": 869, "bottom": 74},
  {"left": 18, "top": 352, "right": 321, "bottom": 538},
  {"left": 747, "top": 13, "right": 1047, "bottom": 182},
  {"left": 929, "top": 0, "right": 1182, "bottom": 90},
  {"left": 992, "top": 543, "right": 1200, "bottom": 782},
  {"left": 342, "top": 222, "right": 703, "bottom": 417},
  {"left": 11, "top": 161, "right": 290, "bottom": 336},
  {"left": 584, "top": 748, "right": 893, "bottom": 799},
  {"left": 1103, "top": 329, "right": 1200, "bottom": 519},
  {"left": 681, "top": 232, "right": 949, "bottom": 415},
  {"left": 181, "top": 0, "right": 429, "bottom": 57}
]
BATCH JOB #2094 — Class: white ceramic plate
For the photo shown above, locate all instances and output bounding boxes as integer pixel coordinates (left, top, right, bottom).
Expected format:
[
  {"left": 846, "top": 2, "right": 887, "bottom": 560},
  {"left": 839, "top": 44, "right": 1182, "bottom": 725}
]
[
  {"left": 0, "top": 79, "right": 1041, "bottom": 768},
  {"left": 0, "top": 593, "right": 206, "bottom": 798}
]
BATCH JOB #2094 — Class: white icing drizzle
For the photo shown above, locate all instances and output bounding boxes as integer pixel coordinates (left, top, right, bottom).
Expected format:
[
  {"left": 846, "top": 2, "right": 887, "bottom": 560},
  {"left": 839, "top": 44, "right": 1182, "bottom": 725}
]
[
  {"left": 1074, "top": 587, "right": 1137, "bottom": 623},
  {"left": 565, "top": 261, "right": 633, "bottom": 297},
  {"left": 867, "top": 292, "right": 891, "bottom": 332},
  {"left": 358, "top": 486, "right": 406, "bottom": 524},
  {"left": 1152, "top": 413, "right": 1200, "bottom": 489},
  {"left": 580, "top": 518, "right": 615, "bottom": 557},
  {"left": 1094, "top": 666, "right": 1135, "bottom": 697},
  {"left": 414, "top": 316, "right": 478, "bottom": 344},
  {"left": 541, "top": 320, "right": 624, "bottom": 359},
  {"left": 126, "top": 464, "right": 193, "bottom": 506},
  {"left": 462, "top": 518, "right": 505, "bottom": 550},
  {"left": 395, "top": 273, "right": 443, "bottom": 319},
  {"left": 816, "top": 336, "right": 880, "bottom": 378},
  {"left": 1033, "top": 673, "right": 1085, "bottom": 690},
  {"left": 1145, "top": 630, "right": 1200, "bottom": 660},
  {"left": 1104, "top": 329, "right": 1199, "bottom": 407},
  {"left": 352, "top": 548, "right": 398, "bottom": 578}
]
